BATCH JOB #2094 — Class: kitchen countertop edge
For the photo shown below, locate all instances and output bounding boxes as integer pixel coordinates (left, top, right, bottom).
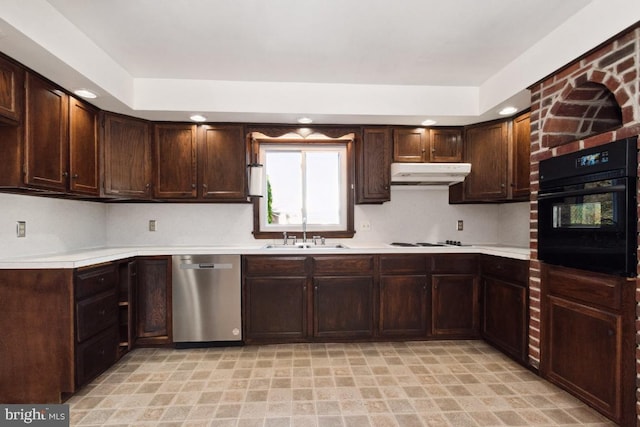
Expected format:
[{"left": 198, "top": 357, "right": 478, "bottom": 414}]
[{"left": 0, "top": 245, "right": 530, "bottom": 269}]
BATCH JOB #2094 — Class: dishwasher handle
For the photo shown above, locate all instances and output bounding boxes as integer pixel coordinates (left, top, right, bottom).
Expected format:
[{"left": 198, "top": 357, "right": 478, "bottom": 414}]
[{"left": 180, "top": 263, "right": 234, "bottom": 270}]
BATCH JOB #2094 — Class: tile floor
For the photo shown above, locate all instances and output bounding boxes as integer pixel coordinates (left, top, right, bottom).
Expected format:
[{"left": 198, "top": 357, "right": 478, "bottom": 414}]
[{"left": 67, "top": 340, "right": 616, "bottom": 427}]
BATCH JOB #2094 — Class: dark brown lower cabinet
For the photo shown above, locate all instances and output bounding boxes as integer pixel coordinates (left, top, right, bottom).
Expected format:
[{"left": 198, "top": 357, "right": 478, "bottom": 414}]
[
  {"left": 136, "top": 256, "right": 172, "bottom": 346},
  {"left": 480, "top": 255, "right": 528, "bottom": 364},
  {"left": 379, "top": 254, "right": 428, "bottom": 338},
  {"left": 431, "top": 274, "right": 479, "bottom": 337},
  {"left": 541, "top": 263, "right": 635, "bottom": 427},
  {"left": 313, "top": 276, "right": 374, "bottom": 339}
]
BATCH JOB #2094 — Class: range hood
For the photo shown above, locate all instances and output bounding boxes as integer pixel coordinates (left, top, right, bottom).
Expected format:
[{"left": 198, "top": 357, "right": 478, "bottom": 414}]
[{"left": 390, "top": 162, "right": 471, "bottom": 186}]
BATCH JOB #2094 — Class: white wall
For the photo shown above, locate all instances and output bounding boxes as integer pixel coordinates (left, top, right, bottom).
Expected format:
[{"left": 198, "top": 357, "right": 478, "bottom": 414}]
[
  {"left": 0, "top": 193, "right": 107, "bottom": 258},
  {"left": 0, "top": 191, "right": 530, "bottom": 258}
]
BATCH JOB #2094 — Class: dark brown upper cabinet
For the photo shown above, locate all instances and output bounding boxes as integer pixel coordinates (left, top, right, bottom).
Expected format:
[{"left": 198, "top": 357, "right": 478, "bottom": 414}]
[
  {"left": 69, "top": 97, "right": 99, "bottom": 196},
  {"left": 102, "top": 113, "right": 152, "bottom": 199},
  {"left": 429, "top": 128, "right": 463, "bottom": 162},
  {"left": 356, "top": 127, "right": 391, "bottom": 204},
  {"left": 198, "top": 125, "right": 247, "bottom": 201},
  {"left": 510, "top": 112, "right": 531, "bottom": 199},
  {"left": 0, "top": 55, "right": 24, "bottom": 124},
  {"left": 392, "top": 127, "right": 427, "bottom": 162},
  {"left": 153, "top": 123, "right": 198, "bottom": 199}
]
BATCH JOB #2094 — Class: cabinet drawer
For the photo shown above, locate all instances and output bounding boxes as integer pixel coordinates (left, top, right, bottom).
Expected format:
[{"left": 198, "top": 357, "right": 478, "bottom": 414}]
[
  {"left": 481, "top": 255, "right": 528, "bottom": 284},
  {"left": 544, "top": 264, "right": 624, "bottom": 311},
  {"left": 76, "top": 326, "right": 118, "bottom": 387},
  {"left": 313, "top": 256, "right": 374, "bottom": 275},
  {"left": 431, "top": 254, "right": 477, "bottom": 274},
  {"left": 380, "top": 255, "right": 427, "bottom": 274},
  {"left": 243, "top": 256, "right": 307, "bottom": 276},
  {"left": 76, "top": 291, "right": 118, "bottom": 342},
  {"left": 75, "top": 264, "right": 117, "bottom": 299}
]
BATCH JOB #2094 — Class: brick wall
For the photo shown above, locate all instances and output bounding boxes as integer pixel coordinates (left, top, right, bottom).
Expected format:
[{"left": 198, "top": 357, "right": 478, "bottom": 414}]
[{"left": 528, "top": 24, "right": 640, "bottom": 420}]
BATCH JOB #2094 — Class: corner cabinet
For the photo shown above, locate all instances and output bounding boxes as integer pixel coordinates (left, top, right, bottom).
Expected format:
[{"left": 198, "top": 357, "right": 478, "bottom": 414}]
[
  {"left": 480, "top": 255, "right": 528, "bottom": 364},
  {"left": 102, "top": 113, "right": 152, "bottom": 199},
  {"left": 540, "top": 263, "right": 635, "bottom": 426},
  {"left": 356, "top": 127, "right": 391, "bottom": 204}
]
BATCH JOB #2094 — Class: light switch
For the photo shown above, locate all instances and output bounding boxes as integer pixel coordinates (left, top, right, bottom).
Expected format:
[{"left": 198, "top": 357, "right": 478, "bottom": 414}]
[
  {"left": 149, "top": 220, "right": 157, "bottom": 232},
  {"left": 17, "top": 221, "right": 26, "bottom": 238}
]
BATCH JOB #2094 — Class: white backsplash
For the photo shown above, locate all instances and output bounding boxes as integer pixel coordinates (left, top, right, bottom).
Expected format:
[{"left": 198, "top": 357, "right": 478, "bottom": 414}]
[{"left": 0, "top": 190, "right": 530, "bottom": 258}]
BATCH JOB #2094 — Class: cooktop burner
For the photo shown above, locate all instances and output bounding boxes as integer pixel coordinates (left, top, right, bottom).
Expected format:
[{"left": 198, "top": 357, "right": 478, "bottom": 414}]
[{"left": 390, "top": 242, "right": 446, "bottom": 247}]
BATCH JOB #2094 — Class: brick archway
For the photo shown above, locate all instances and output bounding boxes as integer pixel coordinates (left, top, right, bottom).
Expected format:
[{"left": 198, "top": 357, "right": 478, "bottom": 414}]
[{"left": 540, "top": 70, "right": 629, "bottom": 148}]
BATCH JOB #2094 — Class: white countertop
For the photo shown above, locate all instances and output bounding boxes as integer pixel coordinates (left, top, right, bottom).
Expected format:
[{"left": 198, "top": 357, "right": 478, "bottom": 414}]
[{"left": 0, "top": 244, "right": 530, "bottom": 269}]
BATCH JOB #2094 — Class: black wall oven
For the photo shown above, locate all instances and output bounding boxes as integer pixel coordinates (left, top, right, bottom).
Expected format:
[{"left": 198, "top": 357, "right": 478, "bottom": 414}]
[{"left": 538, "top": 137, "right": 637, "bottom": 277}]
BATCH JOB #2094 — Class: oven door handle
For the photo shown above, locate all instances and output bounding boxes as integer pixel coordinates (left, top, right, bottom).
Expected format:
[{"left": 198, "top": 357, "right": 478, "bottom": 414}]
[{"left": 538, "top": 184, "right": 626, "bottom": 200}]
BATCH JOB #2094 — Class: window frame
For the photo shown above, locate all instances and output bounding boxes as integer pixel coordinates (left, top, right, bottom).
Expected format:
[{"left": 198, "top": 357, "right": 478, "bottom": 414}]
[{"left": 250, "top": 131, "right": 355, "bottom": 240}]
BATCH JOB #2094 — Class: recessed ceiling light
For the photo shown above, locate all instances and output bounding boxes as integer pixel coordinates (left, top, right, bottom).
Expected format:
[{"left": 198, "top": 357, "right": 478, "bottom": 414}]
[
  {"left": 499, "top": 106, "right": 518, "bottom": 115},
  {"left": 190, "top": 114, "right": 207, "bottom": 122},
  {"left": 421, "top": 119, "right": 437, "bottom": 126},
  {"left": 297, "top": 117, "right": 313, "bottom": 124},
  {"left": 74, "top": 89, "right": 97, "bottom": 99}
]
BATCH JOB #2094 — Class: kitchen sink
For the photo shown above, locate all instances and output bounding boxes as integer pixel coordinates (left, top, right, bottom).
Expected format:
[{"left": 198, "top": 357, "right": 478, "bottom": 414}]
[{"left": 263, "top": 243, "right": 349, "bottom": 250}]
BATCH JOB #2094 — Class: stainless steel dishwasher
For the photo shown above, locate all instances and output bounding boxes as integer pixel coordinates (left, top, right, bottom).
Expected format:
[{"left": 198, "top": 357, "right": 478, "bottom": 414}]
[{"left": 172, "top": 255, "right": 242, "bottom": 347}]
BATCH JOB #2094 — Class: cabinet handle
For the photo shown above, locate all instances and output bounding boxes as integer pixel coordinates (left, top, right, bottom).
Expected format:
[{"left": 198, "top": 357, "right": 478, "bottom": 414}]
[
  {"left": 203, "top": 184, "right": 208, "bottom": 190},
  {"left": 501, "top": 183, "right": 506, "bottom": 188},
  {"left": 62, "top": 171, "right": 69, "bottom": 178},
  {"left": 383, "top": 185, "right": 389, "bottom": 190},
  {"left": 314, "top": 286, "right": 318, "bottom": 291},
  {"left": 607, "top": 329, "right": 614, "bottom": 337},
  {"left": 303, "top": 285, "right": 306, "bottom": 291},
  {"left": 191, "top": 184, "right": 196, "bottom": 189},
  {"left": 98, "top": 277, "right": 105, "bottom": 283},
  {"left": 72, "top": 174, "right": 78, "bottom": 179}
]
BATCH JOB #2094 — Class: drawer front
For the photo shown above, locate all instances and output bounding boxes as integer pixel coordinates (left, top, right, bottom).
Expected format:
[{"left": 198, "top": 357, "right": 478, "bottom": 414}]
[
  {"left": 431, "top": 254, "right": 477, "bottom": 274},
  {"left": 243, "top": 256, "right": 307, "bottom": 276},
  {"left": 313, "top": 255, "right": 375, "bottom": 275},
  {"left": 76, "top": 292, "right": 118, "bottom": 342},
  {"left": 481, "top": 255, "right": 528, "bottom": 284},
  {"left": 544, "top": 264, "right": 623, "bottom": 311},
  {"left": 75, "top": 264, "right": 117, "bottom": 299},
  {"left": 380, "top": 254, "right": 427, "bottom": 275},
  {"left": 76, "top": 326, "right": 118, "bottom": 387}
]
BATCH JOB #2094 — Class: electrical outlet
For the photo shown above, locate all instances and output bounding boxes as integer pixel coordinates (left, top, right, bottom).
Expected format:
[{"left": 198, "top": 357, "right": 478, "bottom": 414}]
[
  {"left": 16, "top": 221, "right": 26, "bottom": 238},
  {"left": 149, "top": 220, "right": 157, "bottom": 232},
  {"left": 360, "top": 221, "right": 371, "bottom": 231},
  {"left": 456, "top": 220, "right": 464, "bottom": 231}
]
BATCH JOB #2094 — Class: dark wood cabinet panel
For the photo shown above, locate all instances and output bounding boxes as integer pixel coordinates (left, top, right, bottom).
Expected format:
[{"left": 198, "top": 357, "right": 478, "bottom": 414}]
[
  {"left": 314, "top": 276, "right": 374, "bottom": 338},
  {"left": 199, "top": 125, "right": 247, "bottom": 200},
  {"left": 244, "top": 277, "right": 308, "bottom": 341},
  {"left": 75, "top": 326, "right": 118, "bottom": 388},
  {"left": 379, "top": 275, "right": 427, "bottom": 337},
  {"left": 136, "top": 256, "right": 172, "bottom": 345},
  {"left": 312, "top": 255, "right": 374, "bottom": 275},
  {"left": 431, "top": 274, "right": 479, "bottom": 337},
  {"left": 510, "top": 112, "right": 530, "bottom": 199},
  {"left": 540, "top": 264, "right": 635, "bottom": 426},
  {"left": 393, "top": 128, "right": 426, "bottom": 162},
  {"left": 429, "top": 129, "right": 462, "bottom": 162},
  {"left": 25, "top": 72, "right": 69, "bottom": 191},
  {"left": 480, "top": 255, "right": 528, "bottom": 364},
  {"left": 153, "top": 123, "right": 197, "bottom": 199},
  {"left": 102, "top": 113, "right": 152, "bottom": 198},
  {"left": 0, "top": 55, "right": 24, "bottom": 123},
  {"left": 69, "top": 97, "right": 99, "bottom": 195},
  {"left": 463, "top": 121, "right": 508, "bottom": 200},
  {"left": 357, "top": 127, "right": 391, "bottom": 203}
]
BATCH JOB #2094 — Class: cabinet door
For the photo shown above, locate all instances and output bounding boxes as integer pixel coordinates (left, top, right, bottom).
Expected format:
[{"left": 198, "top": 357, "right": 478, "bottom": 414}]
[
  {"left": 199, "top": 125, "right": 247, "bottom": 200},
  {"left": 463, "top": 122, "right": 508, "bottom": 200},
  {"left": 393, "top": 128, "right": 426, "bottom": 162},
  {"left": 103, "top": 113, "right": 152, "bottom": 198},
  {"left": 510, "top": 112, "right": 530, "bottom": 199},
  {"left": 69, "top": 97, "right": 99, "bottom": 195},
  {"left": 431, "top": 274, "right": 478, "bottom": 337},
  {"left": 0, "top": 55, "right": 24, "bottom": 123},
  {"left": 153, "top": 124, "right": 197, "bottom": 199},
  {"left": 481, "top": 276, "right": 527, "bottom": 362},
  {"left": 429, "top": 129, "right": 462, "bottom": 162},
  {"left": 544, "top": 296, "right": 621, "bottom": 422},
  {"left": 314, "top": 276, "right": 374, "bottom": 338},
  {"left": 25, "top": 73, "right": 69, "bottom": 191},
  {"left": 136, "top": 256, "right": 172, "bottom": 345},
  {"left": 244, "top": 277, "right": 307, "bottom": 342},
  {"left": 357, "top": 127, "right": 391, "bottom": 203},
  {"left": 379, "top": 275, "right": 427, "bottom": 337}
]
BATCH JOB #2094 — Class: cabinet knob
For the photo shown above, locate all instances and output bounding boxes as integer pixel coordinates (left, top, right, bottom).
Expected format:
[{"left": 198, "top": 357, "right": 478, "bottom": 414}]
[
  {"left": 191, "top": 184, "right": 196, "bottom": 189},
  {"left": 501, "top": 183, "right": 506, "bottom": 188},
  {"left": 72, "top": 174, "right": 79, "bottom": 179},
  {"left": 145, "top": 183, "right": 151, "bottom": 189},
  {"left": 607, "top": 329, "right": 614, "bottom": 337},
  {"left": 62, "top": 171, "right": 69, "bottom": 178},
  {"left": 98, "top": 277, "right": 105, "bottom": 283},
  {"left": 383, "top": 185, "right": 389, "bottom": 190},
  {"left": 203, "top": 184, "right": 208, "bottom": 190}
]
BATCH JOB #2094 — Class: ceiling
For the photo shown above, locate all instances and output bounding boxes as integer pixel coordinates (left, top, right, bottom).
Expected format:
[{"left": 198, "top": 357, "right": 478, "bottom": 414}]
[{"left": 0, "top": 0, "right": 638, "bottom": 125}]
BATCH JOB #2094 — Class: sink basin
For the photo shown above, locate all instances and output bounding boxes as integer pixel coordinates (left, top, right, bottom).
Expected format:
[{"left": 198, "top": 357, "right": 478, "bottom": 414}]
[{"left": 263, "top": 243, "right": 349, "bottom": 250}]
